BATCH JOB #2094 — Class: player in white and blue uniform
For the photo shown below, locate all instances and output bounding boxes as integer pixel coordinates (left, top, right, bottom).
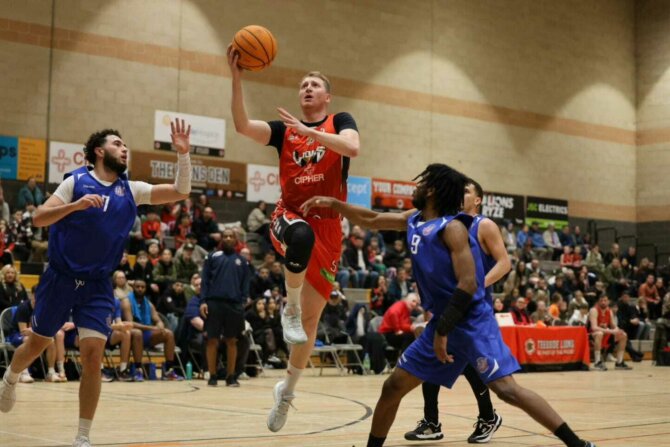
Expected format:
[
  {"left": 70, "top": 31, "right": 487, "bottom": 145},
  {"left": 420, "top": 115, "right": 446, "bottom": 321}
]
[
  {"left": 406, "top": 180, "right": 512, "bottom": 444},
  {"left": 302, "top": 163, "right": 595, "bottom": 447},
  {"left": 0, "top": 120, "right": 193, "bottom": 447}
]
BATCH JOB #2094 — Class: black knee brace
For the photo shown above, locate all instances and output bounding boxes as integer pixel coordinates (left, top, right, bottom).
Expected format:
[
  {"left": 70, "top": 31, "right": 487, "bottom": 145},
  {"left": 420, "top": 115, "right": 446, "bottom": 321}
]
[{"left": 283, "top": 221, "right": 315, "bottom": 273}]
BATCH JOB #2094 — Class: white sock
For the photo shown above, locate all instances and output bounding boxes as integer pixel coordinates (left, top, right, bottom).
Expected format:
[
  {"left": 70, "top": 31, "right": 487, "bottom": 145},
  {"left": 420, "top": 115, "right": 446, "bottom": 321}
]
[
  {"left": 120, "top": 362, "right": 128, "bottom": 372},
  {"left": 285, "top": 284, "right": 303, "bottom": 309},
  {"left": 48, "top": 367, "right": 56, "bottom": 376},
  {"left": 57, "top": 362, "right": 65, "bottom": 374},
  {"left": 594, "top": 350, "right": 601, "bottom": 363},
  {"left": 4, "top": 366, "right": 20, "bottom": 385},
  {"left": 77, "top": 418, "right": 92, "bottom": 439},
  {"left": 617, "top": 350, "right": 624, "bottom": 363},
  {"left": 283, "top": 363, "right": 303, "bottom": 396}
]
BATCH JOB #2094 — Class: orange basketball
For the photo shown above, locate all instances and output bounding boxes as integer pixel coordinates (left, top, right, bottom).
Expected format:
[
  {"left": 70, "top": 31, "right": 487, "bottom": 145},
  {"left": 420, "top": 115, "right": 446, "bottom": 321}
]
[{"left": 232, "top": 25, "right": 277, "bottom": 71}]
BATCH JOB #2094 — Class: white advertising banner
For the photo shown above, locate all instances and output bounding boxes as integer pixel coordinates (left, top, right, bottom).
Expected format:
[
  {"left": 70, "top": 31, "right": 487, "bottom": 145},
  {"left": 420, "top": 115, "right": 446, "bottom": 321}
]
[
  {"left": 154, "top": 110, "right": 226, "bottom": 157},
  {"left": 246, "top": 164, "right": 281, "bottom": 204},
  {"left": 48, "top": 141, "right": 86, "bottom": 183}
]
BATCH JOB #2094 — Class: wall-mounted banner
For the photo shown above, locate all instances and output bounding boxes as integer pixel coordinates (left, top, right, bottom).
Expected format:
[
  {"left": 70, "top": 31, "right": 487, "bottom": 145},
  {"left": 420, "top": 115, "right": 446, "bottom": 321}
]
[
  {"left": 154, "top": 110, "right": 225, "bottom": 157},
  {"left": 347, "top": 176, "right": 371, "bottom": 209},
  {"left": 525, "top": 196, "right": 569, "bottom": 229},
  {"left": 131, "top": 151, "right": 245, "bottom": 196},
  {"left": 48, "top": 141, "right": 86, "bottom": 183},
  {"left": 481, "top": 191, "right": 525, "bottom": 223},
  {"left": 0, "top": 136, "right": 18, "bottom": 180},
  {"left": 371, "top": 178, "right": 416, "bottom": 211},
  {"left": 246, "top": 164, "right": 281, "bottom": 204},
  {"left": 18, "top": 138, "right": 46, "bottom": 181}
]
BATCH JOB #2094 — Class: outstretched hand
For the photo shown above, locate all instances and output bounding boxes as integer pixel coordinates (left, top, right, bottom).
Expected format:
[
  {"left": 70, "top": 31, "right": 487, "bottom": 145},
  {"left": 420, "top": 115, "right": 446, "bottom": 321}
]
[
  {"left": 277, "top": 107, "right": 312, "bottom": 136},
  {"left": 227, "top": 44, "right": 243, "bottom": 78},
  {"left": 170, "top": 119, "right": 191, "bottom": 154},
  {"left": 301, "top": 196, "right": 336, "bottom": 215}
]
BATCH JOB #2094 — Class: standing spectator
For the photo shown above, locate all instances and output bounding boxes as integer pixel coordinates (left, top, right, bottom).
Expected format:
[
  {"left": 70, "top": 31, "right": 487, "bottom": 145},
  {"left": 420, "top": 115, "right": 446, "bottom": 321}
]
[
  {"left": 247, "top": 200, "right": 272, "bottom": 252},
  {"left": 589, "top": 295, "right": 631, "bottom": 371},
  {"left": 383, "top": 239, "right": 407, "bottom": 270},
  {"left": 175, "top": 233, "right": 208, "bottom": 269},
  {"left": 199, "top": 228, "right": 250, "bottom": 387},
  {"left": 141, "top": 209, "right": 163, "bottom": 245},
  {"left": 0, "top": 186, "right": 10, "bottom": 222},
  {"left": 193, "top": 207, "right": 221, "bottom": 250},
  {"left": 175, "top": 244, "right": 199, "bottom": 284},
  {"left": 543, "top": 224, "right": 562, "bottom": 260},
  {"left": 378, "top": 293, "right": 420, "bottom": 353},
  {"left": 153, "top": 249, "right": 177, "bottom": 296},
  {"left": 0, "top": 265, "right": 28, "bottom": 312},
  {"left": 639, "top": 274, "right": 661, "bottom": 319},
  {"left": 16, "top": 177, "right": 45, "bottom": 210}
]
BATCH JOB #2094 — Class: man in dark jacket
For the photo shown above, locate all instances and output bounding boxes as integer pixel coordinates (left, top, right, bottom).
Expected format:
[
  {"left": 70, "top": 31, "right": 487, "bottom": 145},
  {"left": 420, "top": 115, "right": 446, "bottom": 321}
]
[{"left": 200, "top": 228, "right": 250, "bottom": 387}]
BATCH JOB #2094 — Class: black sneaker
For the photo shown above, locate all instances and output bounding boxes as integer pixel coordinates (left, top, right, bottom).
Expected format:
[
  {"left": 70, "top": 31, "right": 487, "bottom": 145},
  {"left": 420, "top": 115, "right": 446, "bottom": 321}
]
[
  {"left": 467, "top": 411, "right": 502, "bottom": 444},
  {"left": 208, "top": 376, "right": 218, "bottom": 386},
  {"left": 117, "top": 368, "right": 133, "bottom": 382},
  {"left": 225, "top": 375, "right": 240, "bottom": 387},
  {"left": 583, "top": 442, "right": 596, "bottom": 447},
  {"left": 615, "top": 361, "right": 632, "bottom": 370},
  {"left": 593, "top": 361, "right": 607, "bottom": 371},
  {"left": 404, "top": 419, "right": 444, "bottom": 441}
]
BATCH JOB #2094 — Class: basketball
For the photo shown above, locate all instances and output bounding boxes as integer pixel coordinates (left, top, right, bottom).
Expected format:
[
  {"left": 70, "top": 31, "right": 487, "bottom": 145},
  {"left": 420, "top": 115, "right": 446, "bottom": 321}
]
[{"left": 232, "top": 25, "right": 277, "bottom": 71}]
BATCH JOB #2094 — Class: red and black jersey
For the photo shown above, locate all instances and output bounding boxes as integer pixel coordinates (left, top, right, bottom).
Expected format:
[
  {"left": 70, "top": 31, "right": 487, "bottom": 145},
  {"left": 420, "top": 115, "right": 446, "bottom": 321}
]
[{"left": 267, "top": 112, "right": 357, "bottom": 220}]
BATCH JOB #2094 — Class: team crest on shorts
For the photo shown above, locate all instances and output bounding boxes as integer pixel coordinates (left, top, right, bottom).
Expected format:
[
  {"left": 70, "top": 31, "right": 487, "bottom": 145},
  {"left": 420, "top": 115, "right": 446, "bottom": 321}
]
[
  {"left": 476, "top": 357, "right": 489, "bottom": 374},
  {"left": 114, "top": 185, "right": 125, "bottom": 197},
  {"left": 422, "top": 224, "right": 436, "bottom": 236},
  {"left": 525, "top": 338, "right": 536, "bottom": 355}
]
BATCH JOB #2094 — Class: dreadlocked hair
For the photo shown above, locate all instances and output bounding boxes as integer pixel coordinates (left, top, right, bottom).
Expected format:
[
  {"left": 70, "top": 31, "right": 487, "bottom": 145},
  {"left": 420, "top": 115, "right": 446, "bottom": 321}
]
[{"left": 413, "top": 163, "right": 468, "bottom": 216}]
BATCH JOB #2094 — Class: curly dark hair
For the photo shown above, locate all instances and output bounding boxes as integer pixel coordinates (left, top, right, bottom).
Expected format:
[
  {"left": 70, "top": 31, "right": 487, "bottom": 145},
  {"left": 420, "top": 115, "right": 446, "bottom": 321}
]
[
  {"left": 84, "top": 129, "right": 121, "bottom": 164},
  {"left": 413, "top": 163, "right": 468, "bottom": 216}
]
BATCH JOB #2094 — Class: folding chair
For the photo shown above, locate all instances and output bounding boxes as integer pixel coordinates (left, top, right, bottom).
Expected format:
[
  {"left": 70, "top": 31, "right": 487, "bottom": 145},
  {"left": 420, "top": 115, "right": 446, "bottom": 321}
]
[
  {"left": 245, "top": 329, "right": 265, "bottom": 377},
  {"left": 319, "top": 321, "right": 366, "bottom": 374},
  {"left": 0, "top": 307, "right": 16, "bottom": 371}
]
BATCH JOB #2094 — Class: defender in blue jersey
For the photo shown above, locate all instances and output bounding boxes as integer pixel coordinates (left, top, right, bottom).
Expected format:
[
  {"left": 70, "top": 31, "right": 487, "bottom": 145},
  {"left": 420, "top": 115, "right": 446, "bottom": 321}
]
[
  {"left": 0, "top": 120, "right": 193, "bottom": 447},
  {"left": 406, "top": 179, "right": 511, "bottom": 444},
  {"left": 302, "top": 164, "right": 595, "bottom": 447}
]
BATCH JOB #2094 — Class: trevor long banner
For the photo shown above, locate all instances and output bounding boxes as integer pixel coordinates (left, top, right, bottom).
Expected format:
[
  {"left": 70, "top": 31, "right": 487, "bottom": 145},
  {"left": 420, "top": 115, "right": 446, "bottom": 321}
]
[
  {"left": 49, "top": 141, "right": 86, "bottom": 183},
  {"left": 131, "top": 151, "right": 246, "bottom": 196},
  {"left": 500, "top": 326, "right": 590, "bottom": 371},
  {"left": 525, "top": 196, "right": 569, "bottom": 229},
  {"left": 371, "top": 178, "right": 416, "bottom": 211},
  {"left": 154, "top": 110, "right": 226, "bottom": 157},
  {"left": 246, "top": 164, "right": 281, "bottom": 204},
  {"left": 347, "top": 176, "right": 371, "bottom": 208},
  {"left": 481, "top": 191, "right": 525, "bottom": 223}
]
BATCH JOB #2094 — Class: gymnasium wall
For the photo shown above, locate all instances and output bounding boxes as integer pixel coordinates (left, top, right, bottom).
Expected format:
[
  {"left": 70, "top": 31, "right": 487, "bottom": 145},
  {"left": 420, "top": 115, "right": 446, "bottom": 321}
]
[{"left": 0, "top": 1, "right": 661, "bottom": 240}]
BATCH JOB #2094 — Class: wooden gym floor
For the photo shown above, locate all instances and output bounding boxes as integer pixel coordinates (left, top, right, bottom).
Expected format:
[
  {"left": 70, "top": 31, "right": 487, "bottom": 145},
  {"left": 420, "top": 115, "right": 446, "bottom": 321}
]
[{"left": 1, "top": 362, "right": 669, "bottom": 447}]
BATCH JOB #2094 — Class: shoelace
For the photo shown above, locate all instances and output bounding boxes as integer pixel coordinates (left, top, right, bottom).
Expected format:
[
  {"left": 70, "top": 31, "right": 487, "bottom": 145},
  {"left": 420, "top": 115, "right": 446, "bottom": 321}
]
[
  {"left": 284, "top": 312, "right": 304, "bottom": 330},
  {"left": 474, "top": 418, "right": 493, "bottom": 431},
  {"left": 277, "top": 395, "right": 297, "bottom": 415}
]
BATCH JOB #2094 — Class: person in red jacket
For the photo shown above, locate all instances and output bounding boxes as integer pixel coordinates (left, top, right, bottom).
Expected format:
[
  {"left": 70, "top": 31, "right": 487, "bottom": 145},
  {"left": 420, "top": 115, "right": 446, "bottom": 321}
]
[
  {"left": 378, "top": 293, "right": 420, "bottom": 352},
  {"left": 510, "top": 297, "right": 532, "bottom": 325}
]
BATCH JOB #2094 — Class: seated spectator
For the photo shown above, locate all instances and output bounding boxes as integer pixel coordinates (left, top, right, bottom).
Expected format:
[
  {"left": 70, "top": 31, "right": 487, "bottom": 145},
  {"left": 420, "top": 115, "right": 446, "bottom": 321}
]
[
  {"left": 504, "top": 260, "right": 529, "bottom": 297},
  {"left": 153, "top": 248, "right": 177, "bottom": 296},
  {"left": 559, "top": 225, "right": 575, "bottom": 248},
  {"left": 543, "top": 223, "right": 562, "bottom": 260},
  {"left": 158, "top": 281, "right": 187, "bottom": 331},
  {"left": 634, "top": 297, "right": 651, "bottom": 339},
  {"left": 266, "top": 297, "right": 286, "bottom": 356},
  {"left": 367, "top": 237, "right": 387, "bottom": 276},
  {"left": 108, "top": 296, "right": 144, "bottom": 382},
  {"left": 0, "top": 218, "right": 15, "bottom": 267},
  {"left": 147, "top": 241, "right": 161, "bottom": 266},
  {"left": 0, "top": 265, "right": 28, "bottom": 312},
  {"left": 639, "top": 274, "right": 661, "bottom": 319},
  {"left": 320, "top": 290, "right": 349, "bottom": 343},
  {"left": 622, "top": 245, "right": 637, "bottom": 267},
  {"left": 175, "top": 244, "right": 199, "bottom": 284},
  {"left": 378, "top": 293, "right": 420, "bottom": 352},
  {"left": 516, "top": 224, "right": 529, "bottom": 250},
  {"left": 383, "top": 239, "right": 407, "bottom": 271},
  {"left": 568, "top": 302, "right": 589, "bottom": 326},
  {"left": 501, "top": 221, "right": 517, "bottom": 253},
  {"left": 239, "top": 247, "right": 257, "bottom": 278},
  {"left": 4, "top": 295, "right": 65, "bottom": 382},
  {"left": 589, "top": 295, "right": 631, "bottom": 371},
  {"left": 618, "top": 293, "right": 650, "bottom": 342},
  {"left": 550, "top": 274, "right": 573, "bottom": 301},
  {"left": 247, "top": 200, "right": 272, "bottom": 252},
  {"left": 493, "top": 297, "right": 506, "bottom": 313},
  {"left": 269, "top": 261, "right": 287, "bottom": 297},
  {"left": 530, "top": 300, "right": 551, "bottom": 327},
  {"left": 335, "top": 241, "right": 352, "bottom": 290},
  {"left": 141, "top": 209, "right": 163, "bottom": 246},
  {"left": 251, "top": 268, "right": 274, "bottom": 300},
  {"left": 175, "top": 232, "right": 208, "bottom": 269},
  {"left": 567, "top": 290, "right": 589, "bottom": 317},
  {"left": 528, "top": 222, "right": 548, "bottom": 259},
  {"left": 370, "top": 275, "right": 389, "bottom": 313},
  {"left": 128, "top": 215, "right": 144, "bottom": 255},
  {"left": 604, "top": 242, "right": 621, "bottom": 265},
  {"left": 17, "top": 176, "right": 45, "bottom": 210},
  {"left": 132, "top": 250, "right": 160, "bottom": 298},
  {"left": 174, "top": 214, "right": 192, "bottom": 249},
  {"left": 123, "top": 279, "right": 183, "bottom": 380},
  {"left": 387, "top": 267, "right": 415, "bottom": 304},
  {"left": 184, "top": 273, "right": 201, "bottom": 301},
  {"left": 344, "top": 233, "right": 379, "bottom": 288},
  {"left": 259, "top": 250, "right": 277, "bottom": 272},
  {"left": 116, "top": 251, "right": 134, "bottom": 281},
  {"left": 548, "top": 293, "right": 564, "bottom": 322},
  {"left": 159, "top": 202, "right": 178, "bottom": 234},
  {"left": 584, "top": 244, "right": 605, "bottom": 274},
  {"left": 193, "top": 206, "right": 221, "bottom": 250},
  {"left": 246, "top": 298, "right": 280, "bottom": 363},
  {"left": 0, "top": 186, "right": 10, "bottom": 222},
  {"left": 603, "top": 258, "right": 630, "bottom": 299},
  {"left": 559, "top": 246, "right": 579, "bottom": 269},
  {"left": 113, "top": 270, "right": 133, "bottom": 301},
  {"left": 9, "top": 209, "right": 33, "bottom": 262}
]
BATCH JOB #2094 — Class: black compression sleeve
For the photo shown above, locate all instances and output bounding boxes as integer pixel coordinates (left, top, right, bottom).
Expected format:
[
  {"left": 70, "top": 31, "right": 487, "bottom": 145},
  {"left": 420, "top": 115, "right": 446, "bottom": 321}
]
[
  {"left": 435, "top": 288, "right": 473, "bottom": 336},
  {"left": 267, "top": 120, "right": 286, "bottom": 155}
]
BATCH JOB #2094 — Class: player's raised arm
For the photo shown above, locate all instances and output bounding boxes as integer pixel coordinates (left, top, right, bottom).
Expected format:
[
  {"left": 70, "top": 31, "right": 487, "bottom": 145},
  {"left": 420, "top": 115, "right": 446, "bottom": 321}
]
[
  {"left": 301, "top": 196, "right": 412, "bottom": 231},
  {"left": 147, "top": 119, "right": 192, "bottom": 205},
  {"left": 228, "top": 45, "right": 272, "bottom": 145}
]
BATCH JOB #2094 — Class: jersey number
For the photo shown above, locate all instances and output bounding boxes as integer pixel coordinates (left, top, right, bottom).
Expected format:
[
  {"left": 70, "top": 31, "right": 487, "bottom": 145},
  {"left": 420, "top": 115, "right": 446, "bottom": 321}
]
[
  {"left": 102, "top": 195, "right": 110, "bottom": 212},
  {"left": 410, "top": 234, "right": 421, "bottom": 255}
]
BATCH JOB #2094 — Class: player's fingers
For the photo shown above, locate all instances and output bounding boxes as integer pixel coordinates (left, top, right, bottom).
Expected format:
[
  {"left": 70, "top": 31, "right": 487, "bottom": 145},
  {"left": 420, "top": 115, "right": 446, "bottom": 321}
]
[
  {"left": 186, "top": 124, "right": 191, "bottom": 136},
  {"left": 180, "top": 118, "right": 186, "bottom": 133},
  {"left": 445, "top": 354, "right": 454, "bottom": 363},
  {"left": 170, "top": 120, "right": 175, "bottom": 135}
]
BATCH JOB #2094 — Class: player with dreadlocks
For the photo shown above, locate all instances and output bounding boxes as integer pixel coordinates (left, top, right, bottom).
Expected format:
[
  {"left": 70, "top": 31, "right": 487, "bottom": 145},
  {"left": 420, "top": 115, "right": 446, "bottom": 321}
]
[{"left": 302, "top": 163, "right": 595, "bottom": 447}]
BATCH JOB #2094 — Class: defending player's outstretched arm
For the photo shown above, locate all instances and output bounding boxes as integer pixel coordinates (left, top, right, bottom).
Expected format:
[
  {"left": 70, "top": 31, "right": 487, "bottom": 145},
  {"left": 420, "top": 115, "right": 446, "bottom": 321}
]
[
  {"left": 147, "top": 119, "right": 192, "bottom": 205},
  {"left": 301, "top": 196, "right": 412, "bottom": 231}
]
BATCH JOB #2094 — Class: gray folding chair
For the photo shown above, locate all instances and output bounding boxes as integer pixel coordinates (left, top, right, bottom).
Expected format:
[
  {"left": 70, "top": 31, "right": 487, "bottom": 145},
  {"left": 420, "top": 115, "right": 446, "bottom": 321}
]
[{"left": 0, "top": 307, "right": 16, "bottom": 371}]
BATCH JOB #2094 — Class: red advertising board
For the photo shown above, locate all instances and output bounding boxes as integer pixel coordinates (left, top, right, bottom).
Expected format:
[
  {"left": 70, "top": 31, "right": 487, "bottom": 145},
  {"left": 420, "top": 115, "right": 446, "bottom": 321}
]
[
  {"left": 500, "top": 326, "right": 590, "bottom": 369},
  {"left": 371, "top": 178, "right": 416, "bottom": 211}
]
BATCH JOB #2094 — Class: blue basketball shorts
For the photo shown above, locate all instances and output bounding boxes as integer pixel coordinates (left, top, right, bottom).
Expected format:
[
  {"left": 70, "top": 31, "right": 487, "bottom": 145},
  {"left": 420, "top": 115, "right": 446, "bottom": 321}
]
[
  {"left": 397, "top": 314, "right": 520, "bottom": 388},
  {"left": 32, "top": 268, "right": 114, "bottom": 338}
]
